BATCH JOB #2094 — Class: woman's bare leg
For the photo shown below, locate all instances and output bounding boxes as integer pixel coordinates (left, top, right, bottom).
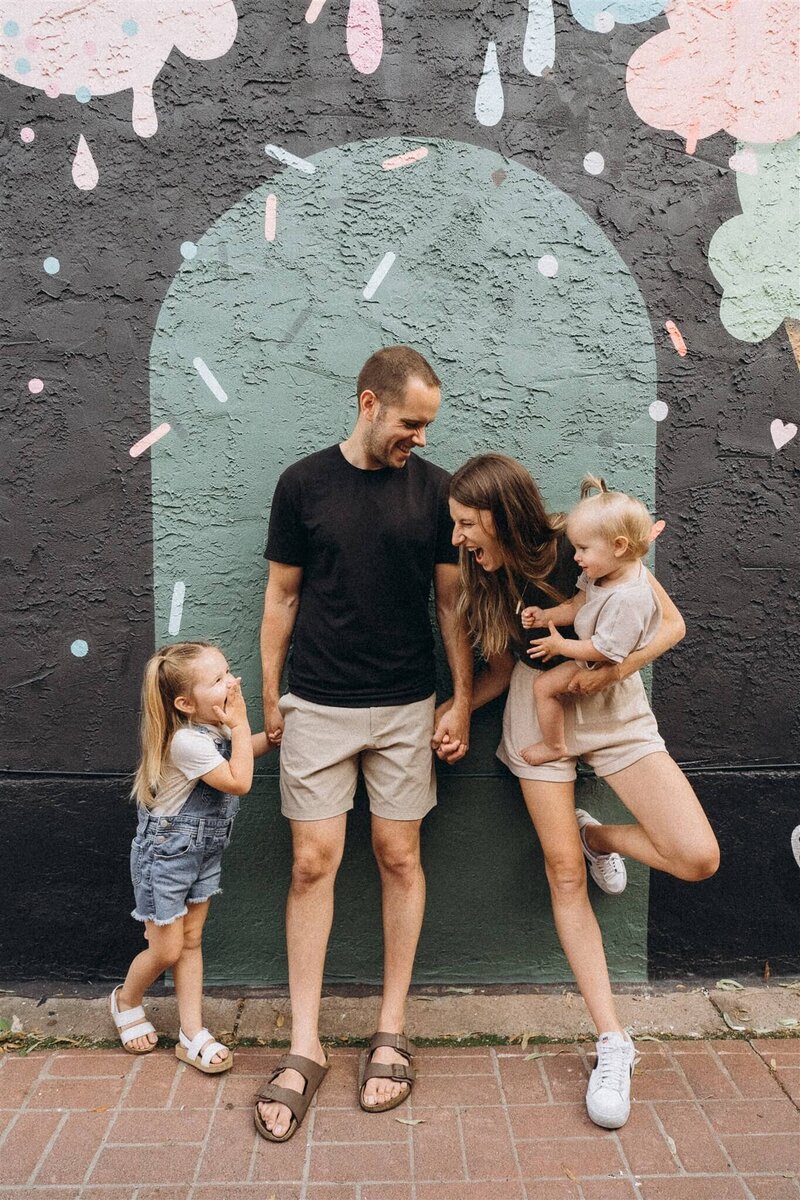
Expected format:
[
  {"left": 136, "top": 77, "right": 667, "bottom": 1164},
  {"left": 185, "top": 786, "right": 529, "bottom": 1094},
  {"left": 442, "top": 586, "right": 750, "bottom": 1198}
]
[{"left": 584, "top": 753, "right": 719, "bottom": 881}]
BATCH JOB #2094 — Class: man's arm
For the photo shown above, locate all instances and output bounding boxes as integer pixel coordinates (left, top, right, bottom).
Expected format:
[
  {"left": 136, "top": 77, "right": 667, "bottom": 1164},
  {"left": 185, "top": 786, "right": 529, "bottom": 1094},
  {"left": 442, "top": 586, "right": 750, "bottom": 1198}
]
[
  {"left": 260, "top": 561, "right": 303, "bottom": 743},
  {"left": 431, "top": 562, "right": 473, "bottom": 764},
  {"left": 567, "top": 568, "right": 685, "bottom": 696}
]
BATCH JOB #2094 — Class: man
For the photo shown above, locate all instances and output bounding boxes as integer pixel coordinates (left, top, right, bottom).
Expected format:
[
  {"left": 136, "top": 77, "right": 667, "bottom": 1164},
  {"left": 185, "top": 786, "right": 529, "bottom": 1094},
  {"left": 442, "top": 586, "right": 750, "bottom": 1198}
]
[{"left": 254, "top": 346, "right": 472, "bottom": 1142}]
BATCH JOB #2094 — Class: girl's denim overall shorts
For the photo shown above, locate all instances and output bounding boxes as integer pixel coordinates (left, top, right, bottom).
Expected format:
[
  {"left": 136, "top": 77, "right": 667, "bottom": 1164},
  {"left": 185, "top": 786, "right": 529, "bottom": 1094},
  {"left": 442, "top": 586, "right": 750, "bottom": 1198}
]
[{"left": 130, "top": 770, "right": 240, "bottom": 926}]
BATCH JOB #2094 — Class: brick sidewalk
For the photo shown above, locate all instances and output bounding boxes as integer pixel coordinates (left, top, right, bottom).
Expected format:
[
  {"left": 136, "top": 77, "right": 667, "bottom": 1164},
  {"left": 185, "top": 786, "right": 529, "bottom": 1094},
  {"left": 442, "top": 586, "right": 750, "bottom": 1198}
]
[{"left": 1, "top": 1040, "right": 799, "bottom": 1199}]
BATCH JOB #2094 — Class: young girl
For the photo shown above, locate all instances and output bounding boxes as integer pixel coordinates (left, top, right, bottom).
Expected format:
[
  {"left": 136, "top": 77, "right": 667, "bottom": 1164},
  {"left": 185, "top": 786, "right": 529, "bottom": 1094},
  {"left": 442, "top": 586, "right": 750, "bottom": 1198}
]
[
  {"left": 110, "top": 641, "right": 270, "bottom": 1072},
  {"left": 520, "top": 476, "right": 661, "bottom": 767}
]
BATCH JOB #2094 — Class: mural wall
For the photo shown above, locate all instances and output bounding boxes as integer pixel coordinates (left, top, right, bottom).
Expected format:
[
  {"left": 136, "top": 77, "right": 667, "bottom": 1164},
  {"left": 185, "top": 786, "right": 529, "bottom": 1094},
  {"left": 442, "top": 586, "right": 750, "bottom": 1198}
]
[{"left": 2, "top": 0, "right": 799, "bottom": 986}]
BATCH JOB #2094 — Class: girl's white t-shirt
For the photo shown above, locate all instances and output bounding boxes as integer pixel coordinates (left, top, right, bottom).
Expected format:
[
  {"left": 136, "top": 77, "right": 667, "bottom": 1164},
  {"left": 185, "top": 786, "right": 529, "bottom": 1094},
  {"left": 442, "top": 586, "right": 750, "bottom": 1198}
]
[{"left": 147, "top": 722, "right": 230, "bottom": 817}]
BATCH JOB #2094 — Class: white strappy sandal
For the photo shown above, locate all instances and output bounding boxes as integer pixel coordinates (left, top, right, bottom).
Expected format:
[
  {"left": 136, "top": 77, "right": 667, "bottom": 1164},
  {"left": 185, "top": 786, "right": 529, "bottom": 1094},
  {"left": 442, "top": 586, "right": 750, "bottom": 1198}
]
[
  {"left": 175, "top": 1027, "right": 233, "bottom": 1074},
  {"left": 110, "top": 985, "right": 158, "bottom": 1054}
]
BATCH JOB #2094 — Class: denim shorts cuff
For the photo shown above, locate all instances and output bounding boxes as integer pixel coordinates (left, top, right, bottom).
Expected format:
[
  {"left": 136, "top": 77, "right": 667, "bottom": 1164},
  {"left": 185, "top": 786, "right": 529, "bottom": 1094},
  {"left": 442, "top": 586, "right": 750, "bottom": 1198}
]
[
  {"left": 130, "top": 906, "right": 188, "bottom": 926},
  {"left": 187, "top": 888, "right": 222, "bottom": 904}
]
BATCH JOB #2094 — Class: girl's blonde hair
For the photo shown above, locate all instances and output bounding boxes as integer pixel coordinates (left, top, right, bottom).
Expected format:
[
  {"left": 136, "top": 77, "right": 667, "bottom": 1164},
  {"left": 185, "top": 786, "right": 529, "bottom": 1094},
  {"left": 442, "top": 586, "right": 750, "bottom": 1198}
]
[
  {"left": 568, "top": 474, "right": 653, "bottom": 561},
  {"left": 131, "top": 641, "right": 215, "bottom": 807},
  {"left": 449, "top": 454, "right": 567, "bottom": 659}
]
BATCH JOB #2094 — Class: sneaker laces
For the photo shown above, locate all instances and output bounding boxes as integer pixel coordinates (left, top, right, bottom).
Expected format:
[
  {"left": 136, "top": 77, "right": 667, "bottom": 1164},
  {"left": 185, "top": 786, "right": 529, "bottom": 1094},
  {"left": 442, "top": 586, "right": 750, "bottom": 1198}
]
[
  {"left": 594, "top": 850, "right": 623, "bottom": 884},
  {"left": 594, "top": 1039, "right": 632, "bottom": 1091}
]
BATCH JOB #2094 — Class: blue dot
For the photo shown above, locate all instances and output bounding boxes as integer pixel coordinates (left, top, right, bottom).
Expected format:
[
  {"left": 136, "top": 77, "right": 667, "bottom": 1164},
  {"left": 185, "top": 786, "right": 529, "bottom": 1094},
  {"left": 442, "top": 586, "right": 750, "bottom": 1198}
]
[
  {"left": 4, "top": 20, "right": 20, "bottom": 36},
  {"left": 122, "top": 18, "right": 138, "bottom": 35},
  {"left": 75, "top": 85, "right": 92, "bottom": 103},
  {"left": 180, "top": 241, "right": 198, "bottom": 260},
  {"left": 70, "top": 639, "right": 89, "bottom": 658},
  {"left": 15, "top": 57, "right": 30, "bottom": 74},
  {"left": 43, "top": 256, "right": 60, "bottom": 275}
]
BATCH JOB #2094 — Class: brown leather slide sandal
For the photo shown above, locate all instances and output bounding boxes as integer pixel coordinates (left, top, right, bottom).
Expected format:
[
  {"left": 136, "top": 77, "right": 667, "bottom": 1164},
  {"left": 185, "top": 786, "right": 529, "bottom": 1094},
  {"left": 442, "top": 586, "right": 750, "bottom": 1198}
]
[
  {"left": 358, "top": 1032, "right": 416, "bottom": 1113},
  {"left": 253, "top": 1053, "right": 329, "bottom": 1143}
]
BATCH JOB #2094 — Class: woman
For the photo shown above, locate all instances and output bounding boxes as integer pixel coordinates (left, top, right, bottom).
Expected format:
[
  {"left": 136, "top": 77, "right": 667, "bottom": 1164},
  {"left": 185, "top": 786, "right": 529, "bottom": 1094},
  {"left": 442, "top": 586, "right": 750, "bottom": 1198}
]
[{"left": 440, "top": 454, "right": 719, "bottom": 1130}]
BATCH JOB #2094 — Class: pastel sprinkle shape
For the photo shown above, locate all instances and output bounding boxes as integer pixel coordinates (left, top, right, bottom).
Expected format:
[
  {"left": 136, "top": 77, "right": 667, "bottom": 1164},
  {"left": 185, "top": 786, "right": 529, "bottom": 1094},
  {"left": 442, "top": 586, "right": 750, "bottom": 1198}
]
[
  {"left": 15, "top": 57, "right": 31, "bottom": 74},
  {"left": 770, "top": 419, "right": 797, "bottom": 450},
  {"left": 28, "top": 378, "right": 44, "bottom": 394},
  {"left": 75, "top": 85, "right": 92, "bottom": 103},
  {"left": 264, "top": 144, "right": 316, "bottom": 174},
  {"left": 649, "top": 400, "right": 669, "bottom": 422},
  {"left": 594, "top": 11, "right": 615, "bottom": 32},
  {"left": 20, "top": 126, "right": 34, "bottom": 143},
  {"left": 665, "top": 319, "right": 687, "bottom": 356},
  {"left": 168, "top": 581, "right": 186, "bottom": 635},
  {"left": 122, "top": 18, "right": 139, "bottom": 35},
  {"left": 363, "top": 251, "right": 396, "bottom": 300},
  {"left": 193, "top": 357, "right": 228, "bottom": 403},
  {"left": 583, "top": 151, "right": 605, "bottom": 175},
  {"left": 305, "top": 0, "right": 328, "bottom": 21},
  {"left": 180, "top": 241, "right": 198, "bottom": 260},
  {"left": 43, "top": 256, "right": 60, "bottom": 274},
  {"left": 130, "top": 422, "right": 172, "bottom": 457},
  {"left": 382, "top": 146, "right": 429, "bottom": 171},
  {"left": 264, "top": 194, "right": 278, "bottom": 242},
  {"left": 538, "top": 254, "right": 559, "bottom": 277},
  {"left": 4, "top": 20, "right": 20, "bottom": 35},
  {"left": 70, "top": 639, "right": 89, "bottom": 657}
]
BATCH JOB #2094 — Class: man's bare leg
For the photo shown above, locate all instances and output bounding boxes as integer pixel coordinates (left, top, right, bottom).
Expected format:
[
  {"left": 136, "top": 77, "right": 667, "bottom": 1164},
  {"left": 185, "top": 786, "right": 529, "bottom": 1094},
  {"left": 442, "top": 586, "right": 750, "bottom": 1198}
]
[
  {"left": 361, "top": 815, "right": 426, "bottom": 1108},
  {"left": 257, "top": 814, "right": 347, "bottom": 1138}
]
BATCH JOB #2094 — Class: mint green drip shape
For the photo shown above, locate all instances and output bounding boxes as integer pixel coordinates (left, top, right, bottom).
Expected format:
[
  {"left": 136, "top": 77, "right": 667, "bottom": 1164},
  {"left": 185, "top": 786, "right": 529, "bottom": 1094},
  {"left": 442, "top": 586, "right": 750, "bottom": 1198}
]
[{"left": 149, "top": 137, "right": 658, "bottom": 985}]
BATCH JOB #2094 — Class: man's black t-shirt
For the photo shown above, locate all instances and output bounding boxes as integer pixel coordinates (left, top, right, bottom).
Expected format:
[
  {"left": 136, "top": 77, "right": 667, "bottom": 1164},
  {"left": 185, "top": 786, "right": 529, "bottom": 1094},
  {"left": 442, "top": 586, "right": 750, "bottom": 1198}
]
[
  {"left": 265, "top": 445, "right": 458, "bottom": 707},
  {"left": 510, "top": 534, "right": 580, "bottom": 672}
]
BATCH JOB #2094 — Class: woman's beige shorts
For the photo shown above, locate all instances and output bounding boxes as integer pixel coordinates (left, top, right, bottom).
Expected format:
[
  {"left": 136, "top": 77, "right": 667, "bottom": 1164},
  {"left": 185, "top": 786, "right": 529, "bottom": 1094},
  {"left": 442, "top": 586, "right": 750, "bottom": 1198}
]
[
  {"left": 497, "top": 660, "right": 666, "bottom": 783},
  {"left": 278, "top": 692, "right": 437, "bottom": 821}
]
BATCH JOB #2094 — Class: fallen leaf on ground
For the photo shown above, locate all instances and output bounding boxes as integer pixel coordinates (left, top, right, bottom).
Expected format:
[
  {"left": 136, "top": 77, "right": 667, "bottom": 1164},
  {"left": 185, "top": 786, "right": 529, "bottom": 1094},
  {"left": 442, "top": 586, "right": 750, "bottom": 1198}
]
[
  {"left": 524, "top": 1048, "right": 567, "bottom": 1061},
  {"left": 722, "top": 1012, "right": 746, "bottom": 1031},
  {"left": 636, "top": 1035, "right": 662, "bottom": 1042},
  {"left": 562, "top": 1165, "right": 577, "bottom": 1182},
  {"left": 665, "top": 1134, "right": 677, "bottom": 1155},
  {"left": 274, "top": 1012, "right": 285, "bottom": 1028},
  {"left": 770, "top": 1058, "right": 777, "bottom": 1070},
  {"left": 91, "top": 1107, "right": 109, "bottom": 1113},
  {"left": 779, "top": 1018, "right": 798, "bottom": 1027},
  {"left": 395, "top": 1117, "right": 425, "bottom": 1125},
  {"left": 715, "top": 979, "right": 744, "bottom": 991}
]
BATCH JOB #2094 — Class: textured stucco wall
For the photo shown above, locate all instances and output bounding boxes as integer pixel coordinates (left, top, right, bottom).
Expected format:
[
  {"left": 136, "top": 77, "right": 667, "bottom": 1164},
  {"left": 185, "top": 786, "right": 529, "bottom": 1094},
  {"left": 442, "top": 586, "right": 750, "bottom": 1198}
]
[{"left": 2, "top": 1, "right": 798, "bottom": 984}]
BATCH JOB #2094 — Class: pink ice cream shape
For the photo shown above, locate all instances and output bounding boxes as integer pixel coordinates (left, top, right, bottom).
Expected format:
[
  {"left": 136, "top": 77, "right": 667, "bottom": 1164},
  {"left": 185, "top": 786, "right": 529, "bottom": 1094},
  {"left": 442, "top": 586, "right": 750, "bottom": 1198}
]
[
  {"left": 347, "top": 0, "right": 383, "bottom": 75},
  {"left": 0, "top": 1, "right": 238, "bottom": 138},
  {"left": 626, "top": 0, "right": 800, "bottom": 154}
]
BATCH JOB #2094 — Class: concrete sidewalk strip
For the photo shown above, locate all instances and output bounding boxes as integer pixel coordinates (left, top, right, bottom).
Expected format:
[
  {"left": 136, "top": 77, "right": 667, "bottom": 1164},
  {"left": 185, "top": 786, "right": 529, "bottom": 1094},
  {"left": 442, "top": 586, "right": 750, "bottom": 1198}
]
[
  {"left": 0, "top": 1039, "right": 798, "bottom": 1198},
  {"left": 0, "top": 985, "right": 738, "bottom": 1044},
  {"left": 707, "top": 986, "right": 800, "bottom": 1035}
]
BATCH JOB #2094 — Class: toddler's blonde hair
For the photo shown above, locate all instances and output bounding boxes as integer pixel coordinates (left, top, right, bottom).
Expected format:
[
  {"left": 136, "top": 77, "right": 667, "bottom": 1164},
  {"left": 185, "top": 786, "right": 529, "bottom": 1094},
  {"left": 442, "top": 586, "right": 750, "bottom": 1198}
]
[
  {"left": 567, "top": 474, "right": 653, "bottom": 561},
  {"left": 131, "top": 641, "right": 215, "bottom": 808}
]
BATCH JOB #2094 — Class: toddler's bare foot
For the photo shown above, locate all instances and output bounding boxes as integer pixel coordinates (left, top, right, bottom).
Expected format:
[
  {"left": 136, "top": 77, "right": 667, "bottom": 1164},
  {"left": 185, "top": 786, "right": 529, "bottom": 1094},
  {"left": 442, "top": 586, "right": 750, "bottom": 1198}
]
[{"left": 519, "top": 740, "right": 568, "bottom": 766}]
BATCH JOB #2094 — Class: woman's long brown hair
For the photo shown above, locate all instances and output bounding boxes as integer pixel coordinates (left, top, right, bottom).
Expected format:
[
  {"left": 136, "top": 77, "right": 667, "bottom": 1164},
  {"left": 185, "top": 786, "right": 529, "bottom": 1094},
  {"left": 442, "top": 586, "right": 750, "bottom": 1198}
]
[{"left": 449, "top": 454, "right": 567, "bottom": 658}]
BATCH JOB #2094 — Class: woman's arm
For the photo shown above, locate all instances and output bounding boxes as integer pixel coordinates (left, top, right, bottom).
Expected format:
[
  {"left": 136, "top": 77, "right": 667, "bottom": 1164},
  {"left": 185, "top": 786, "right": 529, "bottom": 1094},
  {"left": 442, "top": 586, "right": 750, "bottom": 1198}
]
[
  {"left": 433, "top": 651, "right": 514, "bottom": 746},
  {"left": 566, "top": 569, "right": 685, "bottom": 696}
]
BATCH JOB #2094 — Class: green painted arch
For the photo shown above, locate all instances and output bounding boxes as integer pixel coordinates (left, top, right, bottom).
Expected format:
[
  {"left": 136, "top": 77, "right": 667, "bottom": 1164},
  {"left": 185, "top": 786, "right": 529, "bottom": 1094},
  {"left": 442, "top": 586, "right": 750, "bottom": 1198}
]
[{"left": 149, "top": 136, "right": 658, "bottom": 985}]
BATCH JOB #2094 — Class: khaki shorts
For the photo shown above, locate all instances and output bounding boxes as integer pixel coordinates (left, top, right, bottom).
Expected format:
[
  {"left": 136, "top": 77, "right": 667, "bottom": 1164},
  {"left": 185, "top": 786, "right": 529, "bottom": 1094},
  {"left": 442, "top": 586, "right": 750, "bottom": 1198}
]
[
  {"left": 278, "top": 692, "right": 437, "bottom": 821},
  {"left": 497, "top": 660, "right": 666, "bottom": 783}
]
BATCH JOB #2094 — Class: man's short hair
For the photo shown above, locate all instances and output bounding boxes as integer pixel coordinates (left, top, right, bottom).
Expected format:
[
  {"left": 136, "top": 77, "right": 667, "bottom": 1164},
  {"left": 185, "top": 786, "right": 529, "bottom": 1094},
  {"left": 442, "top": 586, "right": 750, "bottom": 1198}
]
[{"left": 357, "top": 346, "right": 440, "bottom": 409}]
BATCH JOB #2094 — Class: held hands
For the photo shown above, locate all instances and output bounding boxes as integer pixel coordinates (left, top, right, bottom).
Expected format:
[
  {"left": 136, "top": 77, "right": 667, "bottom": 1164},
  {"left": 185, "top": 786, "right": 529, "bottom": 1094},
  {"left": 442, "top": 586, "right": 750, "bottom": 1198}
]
[
  {"left": 214, "top": 678, "right": 249, "bottom": 728},
  {"left": 520, "top": 605, "right": 548, "bottom": 629},
  {"left": 431, "top": 699, "right": 470, "bottom": 764},
  {"left": 263, "top": 700, "right": 284, "bottom": 746},
  {"left": 527, "top": 622, "right": 568, "bottom": 663}
]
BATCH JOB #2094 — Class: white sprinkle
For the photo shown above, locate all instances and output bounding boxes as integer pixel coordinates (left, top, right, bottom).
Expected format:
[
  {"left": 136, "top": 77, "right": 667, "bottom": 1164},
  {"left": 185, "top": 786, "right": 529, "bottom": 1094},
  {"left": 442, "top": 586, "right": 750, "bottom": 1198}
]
[
  {"left": 594, "top": 11, "right": 615, "bottom": 32},
  {"left": 193, "top": 357, "right": 228, "bottom": 403},
  {"left": 538, "top": 254, "right": 559, "bottom": 278},
  {"left": 264, "top": 144, "right": 316, "bottom": 174},
  {"left": 649, "top": 400, "right": 669, "bottom": 422},
  {"left": 583, "top": 151, "right": 605, "bottom": 175},
  {"left": 363, "top": 251, "right": 396, "bottom": 300},
  {"left": 168, "top": 581, "right": 186, "bottom": 636}
]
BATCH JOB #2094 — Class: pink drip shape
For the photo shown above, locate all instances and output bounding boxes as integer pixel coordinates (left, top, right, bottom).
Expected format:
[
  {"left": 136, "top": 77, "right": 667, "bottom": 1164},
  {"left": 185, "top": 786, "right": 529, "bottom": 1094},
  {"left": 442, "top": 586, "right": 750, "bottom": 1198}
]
[{"left": 347, "top": 0, "right": 383, "bottom": 75}]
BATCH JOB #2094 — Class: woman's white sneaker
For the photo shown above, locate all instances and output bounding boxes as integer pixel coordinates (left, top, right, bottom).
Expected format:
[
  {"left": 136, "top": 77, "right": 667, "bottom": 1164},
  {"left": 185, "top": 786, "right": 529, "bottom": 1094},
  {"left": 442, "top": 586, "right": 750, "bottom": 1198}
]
[
  {"left": 576, "top": 809, "right": 627, "bottom": 895},
  {"left": 586, "top": 1031, "right": 637, "bottom": 1129}
]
